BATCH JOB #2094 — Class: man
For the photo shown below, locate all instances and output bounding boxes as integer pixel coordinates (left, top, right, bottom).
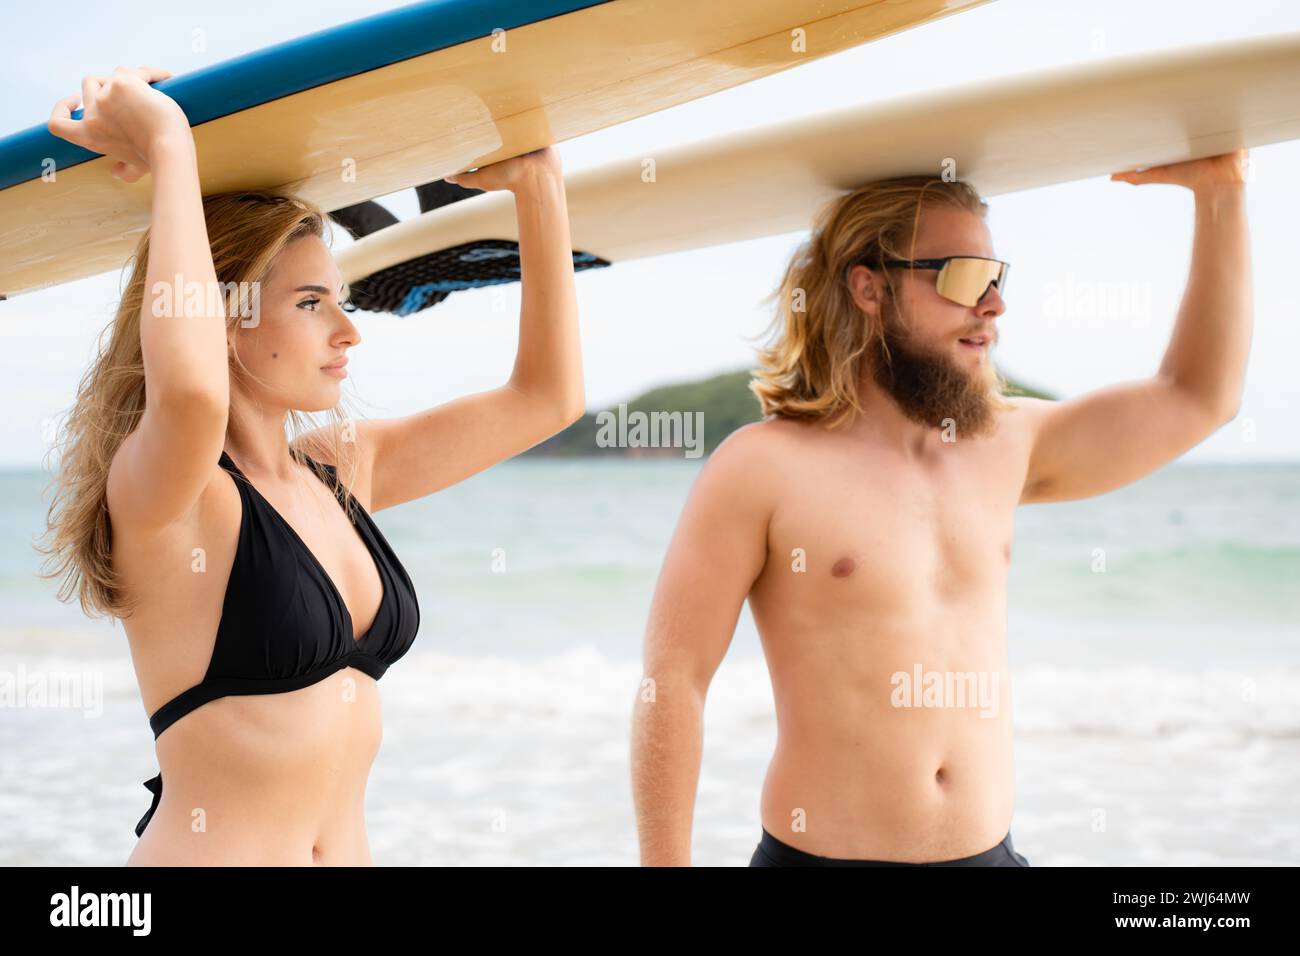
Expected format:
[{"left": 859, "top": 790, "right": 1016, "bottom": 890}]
[{"left": 629, "top": 151, "right": 1251, "bottom": 866}]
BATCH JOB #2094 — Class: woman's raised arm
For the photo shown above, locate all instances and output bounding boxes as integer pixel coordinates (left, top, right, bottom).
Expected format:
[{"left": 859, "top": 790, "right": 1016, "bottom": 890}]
[{"left": 50, "top": 66, "right": 230, "bottom": 531}]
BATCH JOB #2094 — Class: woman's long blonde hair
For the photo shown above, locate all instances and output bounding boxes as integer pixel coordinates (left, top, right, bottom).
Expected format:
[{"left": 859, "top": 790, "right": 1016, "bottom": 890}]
[
  {"left": 750, "top": 175, "right": 1012, "bottom": 424},
  {"left": 36, "top": 189, "right": 362, "bottom": 621}
]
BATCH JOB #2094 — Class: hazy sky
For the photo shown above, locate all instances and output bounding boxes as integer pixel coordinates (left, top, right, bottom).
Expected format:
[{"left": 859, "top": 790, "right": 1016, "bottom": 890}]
[{"left": 2, "top": 0, "right": 1297, "bottom": 466}]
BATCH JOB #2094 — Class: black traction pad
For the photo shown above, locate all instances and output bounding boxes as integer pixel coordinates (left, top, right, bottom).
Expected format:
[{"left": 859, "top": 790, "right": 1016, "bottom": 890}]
[{"left": 343, "top": 239, "right": 610, "bottom": 316}]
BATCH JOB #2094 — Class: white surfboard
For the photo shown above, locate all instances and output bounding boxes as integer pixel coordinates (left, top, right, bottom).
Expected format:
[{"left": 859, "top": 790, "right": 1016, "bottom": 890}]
[{"left": 335, "top": 30, "right": 1300, "bottom": 313}]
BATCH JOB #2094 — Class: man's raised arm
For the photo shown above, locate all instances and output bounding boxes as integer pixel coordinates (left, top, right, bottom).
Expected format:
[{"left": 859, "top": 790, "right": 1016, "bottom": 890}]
[{"left": 1019, "top": 149, "right": 1252, "bottom": 505}]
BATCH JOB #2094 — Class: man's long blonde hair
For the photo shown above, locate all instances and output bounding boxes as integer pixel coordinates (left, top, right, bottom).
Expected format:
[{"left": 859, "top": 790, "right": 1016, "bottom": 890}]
[
  {"left": 750, "top": 175, "right": 1012, "bottom": 424},
  {"left": 36, "top": 190, "right": 361, "bottom": 621}
]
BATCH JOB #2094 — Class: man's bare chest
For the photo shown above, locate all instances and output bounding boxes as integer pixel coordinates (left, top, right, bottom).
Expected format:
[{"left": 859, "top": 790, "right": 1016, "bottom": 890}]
[{"left": 757, "top": 449, "right": 1023, "bottom": 614}]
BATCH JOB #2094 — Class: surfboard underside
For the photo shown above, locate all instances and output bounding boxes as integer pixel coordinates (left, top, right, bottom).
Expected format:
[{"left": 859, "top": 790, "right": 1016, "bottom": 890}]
[
  {"left": 0, "top": 0, "right": 988, "bottom": 298},
  {"left": 335, "top": 31, "right": 1300, "bottom": 297}
]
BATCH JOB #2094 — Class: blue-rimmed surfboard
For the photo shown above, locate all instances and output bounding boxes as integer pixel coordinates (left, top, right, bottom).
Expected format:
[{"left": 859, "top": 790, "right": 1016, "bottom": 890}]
[
  {"left": 334, "top": 31, "right": 1300, "bottom": 316},
  {"left": 0, "top": 0, "right": 991, "bottom": 298}
]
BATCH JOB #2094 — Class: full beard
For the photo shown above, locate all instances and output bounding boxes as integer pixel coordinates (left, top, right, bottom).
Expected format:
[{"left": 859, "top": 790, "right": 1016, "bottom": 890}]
[{"left": 869, "top": 296, "right": 1001, "bottom": 439}]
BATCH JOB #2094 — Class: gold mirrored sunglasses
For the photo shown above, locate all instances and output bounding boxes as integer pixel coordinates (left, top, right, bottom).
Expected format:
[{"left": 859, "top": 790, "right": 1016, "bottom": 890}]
[{"left": 867, "top": 256, "right": 1009, "bottom": 307}]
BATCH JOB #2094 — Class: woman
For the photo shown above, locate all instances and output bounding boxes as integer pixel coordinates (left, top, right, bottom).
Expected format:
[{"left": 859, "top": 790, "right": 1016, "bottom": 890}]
[{"left": 38, "top": 66, "right": 584, "bottom": 864}]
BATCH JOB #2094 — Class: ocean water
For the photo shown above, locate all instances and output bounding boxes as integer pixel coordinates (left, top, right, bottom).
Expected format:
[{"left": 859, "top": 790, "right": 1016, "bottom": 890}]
[{"left": 0, "top": 459, "right": 1296, "bottom": 866}]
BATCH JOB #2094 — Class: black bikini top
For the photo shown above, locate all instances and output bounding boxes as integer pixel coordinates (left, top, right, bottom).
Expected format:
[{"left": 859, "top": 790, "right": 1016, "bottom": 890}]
[{"left": 134, "top": 448, "right": 420, "bottom": 837}]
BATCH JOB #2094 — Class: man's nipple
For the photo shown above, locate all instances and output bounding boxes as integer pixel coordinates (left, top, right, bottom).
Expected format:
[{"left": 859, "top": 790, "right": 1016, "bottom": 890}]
[{"left": 831, "top": 556, "right": 856, "bottom": 578}]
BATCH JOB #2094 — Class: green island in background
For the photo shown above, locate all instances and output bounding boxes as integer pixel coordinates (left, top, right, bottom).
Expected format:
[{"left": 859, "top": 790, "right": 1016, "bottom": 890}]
[{"left": 525, "top": 367, "right": 1056, "bottom": 458}]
